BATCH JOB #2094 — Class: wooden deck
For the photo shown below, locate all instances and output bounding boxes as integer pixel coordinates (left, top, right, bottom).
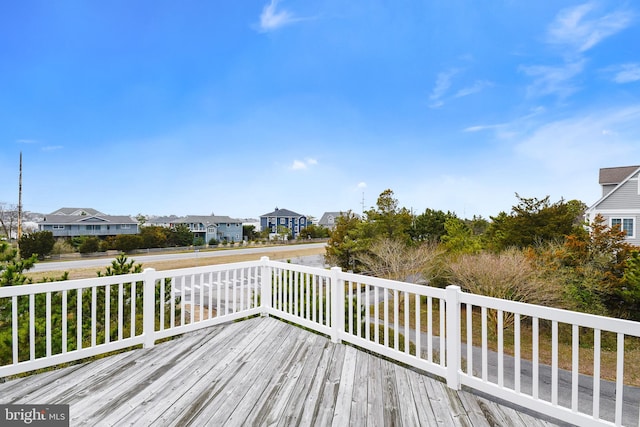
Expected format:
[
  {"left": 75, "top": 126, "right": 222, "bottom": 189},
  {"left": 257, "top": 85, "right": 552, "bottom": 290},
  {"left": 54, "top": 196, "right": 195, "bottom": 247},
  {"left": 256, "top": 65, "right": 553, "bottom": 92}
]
[{"left": 0, "top": 317, "right": 562, "bottom": 426}]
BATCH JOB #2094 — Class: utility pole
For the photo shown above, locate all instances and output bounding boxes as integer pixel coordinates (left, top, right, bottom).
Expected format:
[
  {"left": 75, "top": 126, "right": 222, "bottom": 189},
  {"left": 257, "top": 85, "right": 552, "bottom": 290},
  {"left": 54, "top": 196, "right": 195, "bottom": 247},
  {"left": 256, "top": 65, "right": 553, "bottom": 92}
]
[{"left": 17, "top": 151, "right": 22, "bottom": 241}]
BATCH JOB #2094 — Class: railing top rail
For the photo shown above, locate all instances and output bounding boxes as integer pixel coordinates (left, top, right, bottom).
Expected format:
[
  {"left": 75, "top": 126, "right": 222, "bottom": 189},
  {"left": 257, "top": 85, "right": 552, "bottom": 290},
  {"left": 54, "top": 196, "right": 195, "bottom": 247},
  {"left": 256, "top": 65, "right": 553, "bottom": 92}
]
[
  {"left": 265, "top": 260, "right": 333, "bottom": 276},
  {"left": 155, "top": 259, "right": 265, "bottom": 277},
  {"left": 459, "top": 290, "right": 640, "bottom": 337},
  {"left": 339, "top": 270, "right": 447, "bottom": 298},
  {"left": 0, "top": 272, "right": 145, "bottom": 298}
]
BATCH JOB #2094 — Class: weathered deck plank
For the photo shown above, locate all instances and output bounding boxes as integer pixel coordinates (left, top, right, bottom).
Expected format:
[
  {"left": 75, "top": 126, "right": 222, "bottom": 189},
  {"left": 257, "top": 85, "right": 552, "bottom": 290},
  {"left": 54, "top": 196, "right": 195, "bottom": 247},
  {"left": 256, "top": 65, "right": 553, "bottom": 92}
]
[{"left": 0, "top": 316, "right": 561, "bottom": 426}]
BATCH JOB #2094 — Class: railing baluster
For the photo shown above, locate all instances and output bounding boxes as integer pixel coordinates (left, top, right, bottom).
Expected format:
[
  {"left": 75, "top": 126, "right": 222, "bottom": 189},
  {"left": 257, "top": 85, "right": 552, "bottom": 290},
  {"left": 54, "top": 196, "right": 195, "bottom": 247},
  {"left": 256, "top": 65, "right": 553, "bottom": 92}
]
[
  {"left": 77, "top": 289, "right": 82, "bottom": 350},
  {"left": 415, "top": 293, "right": 420, "bottom": 358},
  {"left": 46, "top": 292, "right": 51, "bottom": 358},
  {"left": 514, "top": 313, "right": 520, "bottom": 393},
  {"left": 467, "top": 303, "right": 473, "bottom": 375},
  {"left": 357, "top": 282, "right": 363, "bottom": 338},
  {"left": 615, "top": 333, "right": 624, "bottom": 426},
  {"left": 365, "top": 284, "right": 370, "bottom": 342},
  {"left": 232, "top": 269, "right": 237, "bottom": 314},
  {"left": 404, "top": 291, "right": 409, "bottom": 354},
  {"left": 552, "top": 320, "right": 558, "bottom": 406},
  {"left": 208, "top": 272, "right": 213, "bottom": 318},
  {"left": 384, "top": 289, "right": 389, "bottom": 347},
  {"left": 374, "top": 286, "right": 379, "bottom": 345},
  {"left": 200, "top": 272, "right": 205, "bottom": 320},
  {"left": 170, "top": 278, "right": 175, "bottom": 329},
  {"left": 131, "top": 281, "right": 137, "bottom": 336},
  {"left": 394, "top": 289, "right": 399, "bottom": 351},
  {"left": 481, "top": 306, "right": 487, "bottom": 381},
  {"left": 312, "top": 274, "right": 317, "bottom": 323},
  {"left": 439, "top": 298, "right": 445, "bottom": 368},
  {"left": 533, "top": 317, "right": 539, "bottom": 400},
  {"left": 572, "top": 324, "right": 579, "bottom": 412},
  {"left": 12, "top": 296, "right": 18, "bottom": 363},
  {"left": 498, "top": 309, "right": 503, "bottom": 388},
  {"left": 118, "top": 283, "right": 123, "bottom": 340},
  {"left": 29, "top": 293, "right": 35, "bottom": 360},
  {"left": 348, "top": 281, "right": 354, "bottom": 335},
  {"left": 92, "top": 286, "right": 97, "bottom": 347},
  {"left": 593, "top": 328, "right": 601, "bottom": 420},
  {"left": 427, "top": 296, "right": 433, "bottom": 363},
  {"left": 105, "top": 285, "right": 110, "bottom": 343},
  {"left": 62, "top": 290, "right": 67, "bottom": 353}
]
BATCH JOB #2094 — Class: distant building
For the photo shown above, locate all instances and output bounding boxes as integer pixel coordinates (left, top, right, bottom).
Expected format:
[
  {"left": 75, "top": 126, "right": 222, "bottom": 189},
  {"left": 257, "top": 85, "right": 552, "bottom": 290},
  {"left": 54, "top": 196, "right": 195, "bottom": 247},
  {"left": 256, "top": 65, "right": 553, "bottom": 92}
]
[
  {"left": 38, "top": 208, "right": 138, "bottom": 238},
  {"left": 260, "top": 208, "right": 307, "bottom": 239},
  {"left": 585, "top": 165, "right": 640, "bottom": 246},
  {"left": 170, "top": 215, "right": 243, "bottom": 243},
  {"left": 318, "top": 211, "right": 359, "bottom": 230}
]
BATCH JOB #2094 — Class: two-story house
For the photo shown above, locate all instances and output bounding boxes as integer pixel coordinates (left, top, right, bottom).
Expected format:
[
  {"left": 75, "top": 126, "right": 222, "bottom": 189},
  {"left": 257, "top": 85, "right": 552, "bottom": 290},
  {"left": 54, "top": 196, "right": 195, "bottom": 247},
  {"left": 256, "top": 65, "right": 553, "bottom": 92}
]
[
  {"left": 585, "top": 165, "right": 640, "bottom": 246},
  {"left": 170, "top": 215, "right": 243, "bottom": 243},
  {"left": 318, "top": 211, "right": 360, "bottom": 230},
  {"left": 38, "top": 208, "right": 138, "bottom": 238},
  {"left": 260, "top": 208, "right": 307, "bottom": 240}
]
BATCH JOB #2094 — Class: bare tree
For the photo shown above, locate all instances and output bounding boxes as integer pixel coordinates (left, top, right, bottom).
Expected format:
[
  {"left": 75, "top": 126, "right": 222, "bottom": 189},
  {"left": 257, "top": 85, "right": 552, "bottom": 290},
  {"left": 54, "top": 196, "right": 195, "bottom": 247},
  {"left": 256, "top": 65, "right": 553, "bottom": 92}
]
[
  {"left": 0, "top": 203, "right": 18, "bottom": 239},
  {"left": 356, "top": 237, "right": 446, "bottom": 282}
]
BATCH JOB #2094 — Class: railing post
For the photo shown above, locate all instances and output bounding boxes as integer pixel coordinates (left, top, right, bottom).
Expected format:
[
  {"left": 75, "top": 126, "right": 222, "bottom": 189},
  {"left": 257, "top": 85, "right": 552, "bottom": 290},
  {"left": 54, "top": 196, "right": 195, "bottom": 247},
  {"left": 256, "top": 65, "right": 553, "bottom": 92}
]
[
  {"left": 143, "top": 268, "right": 157, "bottom": 349},
  {"left": 260, "top": 256, "right": 272, "bottom": 317},
  {"left": 330, "top": 266, "right": 343, "bottom": 343},
  {"left": 446, "top": 285, "right": 461, "bottom": 390}
]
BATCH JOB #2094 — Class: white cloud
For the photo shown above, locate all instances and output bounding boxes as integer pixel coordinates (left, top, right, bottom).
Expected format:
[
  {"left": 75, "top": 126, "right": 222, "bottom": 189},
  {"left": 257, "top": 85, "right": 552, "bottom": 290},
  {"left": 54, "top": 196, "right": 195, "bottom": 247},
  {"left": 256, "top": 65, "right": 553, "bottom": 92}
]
[
  {"left": 606, "top": 63, "right": 640, "bottom": 83},
  {"left": 357, "top": 182, "right": 367, "bottom": 189},
  {"left": 547, "top": 2, "right": 633, "bottom": 53},
  {"left": 16, "top": 139, "right": 37, "bottom": 144},
  {"left": 520, "top": 60, "right": 585, "bottom": 98},
  {"left": 42, "top": 145, "right": 63, "bottom": 152},
  {"left": 290, "top": 158, "right": 317, "bottom": 170},
  {"left": 258, "top": 0, "right": 302, "bottom": 32},
  {"left": 429, "top": 69, "right": 458, "bottom": 108},
  {"left": 454, "top": 80, "right": 493, "bottom": 98},
  {"left": 515, "top": 105, "right": 640, "bottom": 172}
]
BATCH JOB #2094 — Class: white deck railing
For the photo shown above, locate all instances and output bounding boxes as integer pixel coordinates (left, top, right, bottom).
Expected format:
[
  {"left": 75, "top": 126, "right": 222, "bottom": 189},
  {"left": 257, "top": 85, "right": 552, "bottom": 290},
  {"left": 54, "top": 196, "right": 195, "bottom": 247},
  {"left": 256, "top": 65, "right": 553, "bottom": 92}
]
[{"left": 0, "top": 257, "right": 638, "bottom": 426}]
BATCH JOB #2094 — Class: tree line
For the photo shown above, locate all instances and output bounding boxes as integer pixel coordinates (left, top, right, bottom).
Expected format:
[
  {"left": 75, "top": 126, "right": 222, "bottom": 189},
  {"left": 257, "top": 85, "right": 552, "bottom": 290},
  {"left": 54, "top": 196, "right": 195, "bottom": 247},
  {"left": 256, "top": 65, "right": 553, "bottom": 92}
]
[{"left": 326, "top": 189, "right": 640, "bottom": 321}]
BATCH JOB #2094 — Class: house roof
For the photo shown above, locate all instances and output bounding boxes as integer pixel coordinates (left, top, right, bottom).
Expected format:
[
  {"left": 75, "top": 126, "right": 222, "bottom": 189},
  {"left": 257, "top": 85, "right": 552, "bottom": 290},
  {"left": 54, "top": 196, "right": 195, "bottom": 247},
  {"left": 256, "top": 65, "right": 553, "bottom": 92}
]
[
  {"left": 39, "top": 215, "right": 136, "bottom": 225},
  {"left": 598, "top": 165, "right": 640, "bottom": 185},
  {"left": 49, "top": 207, "right": 104, "bottom": 216},
  {"left": 318, "top": 211, "right": 359, "bottom": 226},
  {"left": 260, "top": 208, "right": 304, "bottom": 218},
  {"left": 172, "top": 215, "right": 242, "bottom": 225},
  {"left": 587, "top": 165, "right": 640, "bottom": 212}
]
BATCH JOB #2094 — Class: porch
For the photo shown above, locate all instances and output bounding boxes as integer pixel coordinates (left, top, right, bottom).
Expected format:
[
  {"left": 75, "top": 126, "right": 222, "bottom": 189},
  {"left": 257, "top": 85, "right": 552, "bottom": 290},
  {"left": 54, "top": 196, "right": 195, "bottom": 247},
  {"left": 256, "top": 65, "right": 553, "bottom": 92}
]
[{"left": 0, "top": 316, "right": 558, "bottom": 426}]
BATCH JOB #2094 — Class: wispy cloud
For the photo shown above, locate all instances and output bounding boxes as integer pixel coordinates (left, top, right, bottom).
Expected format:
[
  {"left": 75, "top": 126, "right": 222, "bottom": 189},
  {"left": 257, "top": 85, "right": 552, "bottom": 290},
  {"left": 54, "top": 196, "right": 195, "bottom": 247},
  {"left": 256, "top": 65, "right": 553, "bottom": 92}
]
[
  {"left": 547, "top": 2, "right": 633, "bottom": 53},
  {"left": 42, "top": 145, "right": 63, "bottom": 152},
  {"left": 290, "top": 157, "right": 317, "bottom": 170},
  {"left": 258, "top": 0, "right": 304, "bottom": 32},
  {"left": 515, "top": 106, "right": 640, "bottom": 172},
  {"left": 429, "top": 69, "right": 458, "bottom": 108},
  {"left": 454, "top": 80, "right": 493, "bottom": 98},
  {"left": 520, "top": 60, "right": 585, "bottom": 98},
  {"left": 16, "top": 139, "right": 37, "bottom": 144},
  {"left": 604, "top": 63, "right": 640, "bottom": 83}
]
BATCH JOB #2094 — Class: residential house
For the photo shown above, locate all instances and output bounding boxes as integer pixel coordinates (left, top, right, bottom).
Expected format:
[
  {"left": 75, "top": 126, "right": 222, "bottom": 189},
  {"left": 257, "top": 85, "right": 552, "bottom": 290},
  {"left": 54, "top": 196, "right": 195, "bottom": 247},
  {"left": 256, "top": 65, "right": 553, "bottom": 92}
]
[
  {"left": 260, "top": 208, "right": 307, "bottom": 239},
  {"left": 318, "top": 211, "right": 360, "bottom": 230},
  {"left": 38, "top": 208, "right": 138, "bottom": 238},
  {"left": 585, "top": 165, "right": 640, "bottom": 246},
  {"left": 170, "top": 215, "right": 243, "bottom": 243}
]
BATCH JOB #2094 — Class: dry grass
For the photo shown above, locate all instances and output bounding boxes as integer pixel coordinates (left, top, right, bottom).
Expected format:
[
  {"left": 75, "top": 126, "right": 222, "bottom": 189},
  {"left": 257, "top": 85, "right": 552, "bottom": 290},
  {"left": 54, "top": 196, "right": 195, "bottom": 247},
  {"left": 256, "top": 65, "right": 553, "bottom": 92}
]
[{"left": 26, "top": 245, "right": 326, "bottom": 281}]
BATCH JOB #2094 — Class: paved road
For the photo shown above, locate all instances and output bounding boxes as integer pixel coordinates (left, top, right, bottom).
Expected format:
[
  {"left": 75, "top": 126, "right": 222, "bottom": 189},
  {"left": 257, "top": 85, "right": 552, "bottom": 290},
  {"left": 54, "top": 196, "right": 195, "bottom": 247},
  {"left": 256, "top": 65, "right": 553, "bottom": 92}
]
[{"left": 28, "top": 243, "right": 327, "bottom": 273}]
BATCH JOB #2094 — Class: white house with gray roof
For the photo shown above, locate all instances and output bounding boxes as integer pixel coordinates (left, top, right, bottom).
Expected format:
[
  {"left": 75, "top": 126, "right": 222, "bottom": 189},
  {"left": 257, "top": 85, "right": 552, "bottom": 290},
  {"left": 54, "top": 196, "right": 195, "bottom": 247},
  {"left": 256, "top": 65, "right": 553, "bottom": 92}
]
[
  {"left": 38, "top": 209, "right": 138, "bottom": 238},
  {"left": 585, "top": 165, "right": 640, "bottom": 246},
  {"left": 170, "top": 215, "right": 243, "bottom": 243}
]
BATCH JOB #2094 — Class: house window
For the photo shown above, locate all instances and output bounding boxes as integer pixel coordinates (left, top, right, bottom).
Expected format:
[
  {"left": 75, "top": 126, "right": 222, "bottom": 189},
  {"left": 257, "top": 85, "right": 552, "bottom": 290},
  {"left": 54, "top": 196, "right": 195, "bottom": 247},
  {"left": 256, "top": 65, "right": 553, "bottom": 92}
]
[
  {"left": 53, "top": 225, "right": 65, "bottom": 230},
  {"left": 280, "top": 218, "right": 286, "bottom": 225},
  {"left": 121, "top": 224, "right": 130, "bottom": 229},
  {"left": 611, "top": 218, "right": 634, "bottom": 237}
]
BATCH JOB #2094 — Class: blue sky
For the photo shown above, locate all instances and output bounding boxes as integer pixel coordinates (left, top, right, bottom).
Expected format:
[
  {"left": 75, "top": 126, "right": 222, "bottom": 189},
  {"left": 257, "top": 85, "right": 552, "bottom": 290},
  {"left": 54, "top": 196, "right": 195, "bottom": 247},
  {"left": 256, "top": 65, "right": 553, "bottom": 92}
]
[{"left": 1, "top": 1, "right": 639, "bottom": 220}]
